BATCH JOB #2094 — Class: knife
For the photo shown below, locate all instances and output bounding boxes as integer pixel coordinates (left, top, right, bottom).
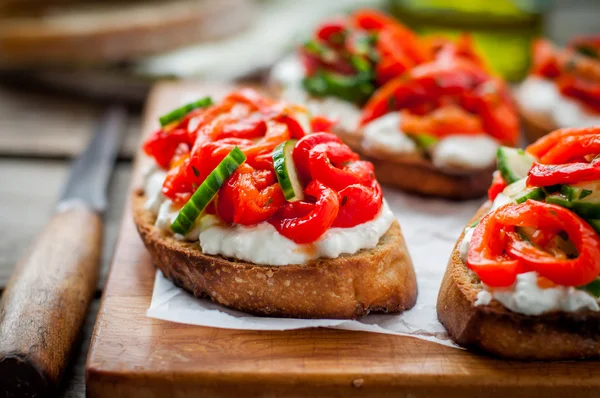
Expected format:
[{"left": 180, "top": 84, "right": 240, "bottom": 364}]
[{"left": 0, "top": 105, "right": 127, "bottom": 397}]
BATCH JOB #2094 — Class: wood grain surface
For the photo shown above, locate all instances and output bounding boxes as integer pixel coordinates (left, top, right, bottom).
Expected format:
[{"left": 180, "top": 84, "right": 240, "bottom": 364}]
[
  {"left": 85, "top": 81, "right": 600, "bottom": 398},
  {"left": 0, "top": 0, "right": 254, "bottom": 66},
  {"left": 0, "top": 206, "right": 102, "bottom": 396}
]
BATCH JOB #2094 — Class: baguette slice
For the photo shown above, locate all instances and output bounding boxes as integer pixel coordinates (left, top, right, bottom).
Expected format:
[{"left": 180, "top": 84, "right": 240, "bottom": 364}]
[
  {"left": 270, "top": 82, "right": 496, "bottom": 200},
  {"left": 517, "top": 102, "right": 557, "bottom": 144},
  {"left": 437, "top": 202, "right": 600, "bottom": 360},
  {"left": 132, "top": 190, "right": 417, "bottom": 319},
  {"left": 335, "top": 127, "right": 495, "bottom": 201}
]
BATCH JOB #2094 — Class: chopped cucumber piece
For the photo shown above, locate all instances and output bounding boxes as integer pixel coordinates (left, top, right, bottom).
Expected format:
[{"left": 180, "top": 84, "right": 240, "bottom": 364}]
[
  {"left": 502, "top": 177, "right": 545, "bottom": 204},
  {"left": 159, "top": 97, "right": 213, "bottom": 126},
  {"left": 292, "top": 108, "right": 312, "bottom": 135},
  {"left": 513, "top": 187, "right": 546, "bottom": 204},
  {"left": 273, "top": 140, "right": 304, "bottom": 202},
  {"left": 496, "top": 146, "right": 536, "bottom": 184},
  {"left": 407, "top": 133, "right": 439, "bottom": 151},
  {"left": 560, "top": 181, "right": 600, "bottom": 201},
  {"left": 302, "top": 70, "right": 375, "bottom": 105},
  {"left": 578, "top": 279, "right": 600, "bottom": 297},
  {"left": 171, "top": 147, "right": 246, "bottom": 235},
  {"left": 546, "top": 193, "right": 600, "bottom": 219},
  {"left": 586, "top": 219, "right": 600, "bottom": 234}
]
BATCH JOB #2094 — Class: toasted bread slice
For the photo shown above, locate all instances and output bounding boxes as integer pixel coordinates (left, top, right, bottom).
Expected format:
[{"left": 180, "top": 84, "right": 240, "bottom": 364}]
[
  {"left": 335, "top": 127, "right": 495, "bottom": 201},
  {"left": 270, "top": 84, "right": 495, "bottom": 200},
  {"left": 132, "top": 190, "right": 417, "bottom": 319},
  {"left": 437, "top": 202, "right": 600, "bottom": 360},
  {"left": 517, "top": 103, "right": 556, "bottom": 144}
]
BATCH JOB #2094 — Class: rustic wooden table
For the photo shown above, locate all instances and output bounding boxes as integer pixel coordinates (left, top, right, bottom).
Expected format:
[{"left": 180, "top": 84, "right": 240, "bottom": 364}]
[{"left": 0, "top": 85, "right": 140, "bottom": 397}]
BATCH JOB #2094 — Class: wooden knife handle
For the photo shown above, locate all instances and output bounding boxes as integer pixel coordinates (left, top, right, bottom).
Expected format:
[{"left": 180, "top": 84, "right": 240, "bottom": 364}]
[{"left": 0, "top": 205, "right": 102, "bottom": 397}]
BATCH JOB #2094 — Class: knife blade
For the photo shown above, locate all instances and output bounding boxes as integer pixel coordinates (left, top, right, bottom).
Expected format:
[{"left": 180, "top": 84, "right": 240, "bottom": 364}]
[
  {"left": 0, "top": 105, "right": 127, "bottom": 397},
  {"left": 58, "top": 105, "right": 126, "bottom": 212}
]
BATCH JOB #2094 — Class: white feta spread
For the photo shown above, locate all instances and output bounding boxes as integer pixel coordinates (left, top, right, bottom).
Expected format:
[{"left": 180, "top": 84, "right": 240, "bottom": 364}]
[
  {"left": 361, "top": 112, "right": 416, "bottom": 155},
  {"left": 144, "top": 167, "right": 395, "bottom": 266},
  {"left": 272, "top": 56, "right": 499, "bottom": 171},
  {"left": 143, "top": 165, "right": 168, "bottom": 214},
  {"left": 476, "top": 272, "right": 599, "bottom": 316},
  {"left": 517, "top": 76, "right": 600, "bottom": 128},
  {"left": 432, "top": 134, "right": 498, "bottom": 171},
  {"left": 460, "top": 191, "right": 600, "bottom": 315},
  {"left": 360, "top": 113, "right": 497, "bottom": 170}
]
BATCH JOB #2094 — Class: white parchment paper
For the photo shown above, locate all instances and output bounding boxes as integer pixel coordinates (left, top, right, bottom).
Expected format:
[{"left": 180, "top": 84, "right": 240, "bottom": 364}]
[{"left": 147, "top": 187, "right": 484, "bottom": 347}]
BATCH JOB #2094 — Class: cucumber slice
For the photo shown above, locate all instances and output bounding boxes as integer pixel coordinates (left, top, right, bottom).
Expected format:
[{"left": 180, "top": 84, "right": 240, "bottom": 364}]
[
  {"left": 579, "top": 279, "right": 600, "bottom": 297},
  {"left": 586, "top": 219, "right": 600, "bottom": 234},
  {"left": 159, "top": 97, "right": 213, "bottom": 127},
  {"left": 560, "top": 181, "right": 600, "bottom": 201},
  {"left": 496, "top": 146, "right": 536, "bottom": 184},
  {"left": 170, "top": 146, "right": 246, "bottom": 235},
  {"left": 273, "top": 140, "right": 304, "bottom": 202},
  {"left": 503, "top": 177, "right": 545, "bottom": 204},
  {"left": 407, "top": 133, "right": 439, "bottom": 151},
  {"left": 546, "top": 193, "right": 600, "bottom": 219},
  {"left": 513, "top": 187, "right": 546, "bottom": 204}
]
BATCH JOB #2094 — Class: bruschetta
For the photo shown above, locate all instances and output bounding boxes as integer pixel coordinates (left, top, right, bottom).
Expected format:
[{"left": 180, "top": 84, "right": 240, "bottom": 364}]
[
  {"left": 134, "top": 88, "right": 417, "bottom": 319},
  {"left": 438, "top": 126, "right": 600, "bottom": 359},
  {"left": 270, "top": 9, "right": 519, "bottom": 200},
  {"left": 516, "top": 37, "right": 600, "bottom": 143}
]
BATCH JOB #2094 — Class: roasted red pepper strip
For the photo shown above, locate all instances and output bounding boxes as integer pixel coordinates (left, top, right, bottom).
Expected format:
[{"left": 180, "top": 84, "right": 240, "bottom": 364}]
[
  {"left": 316, "top": 20, "right": 347, "bottom": 46},
  {"left": 310, "top": 115, "right": 338, "bottom": 133},
  {"left": 468, "top": 207, "right": 527, "bottom": 287},
  {"left": 216, "top": 164, "right": 285, "bottom": 226},
  {"left": 488, "top": 172, "right": 507, "bottom": 201},
  {"left": 220, "top": 117, "right": 267, "bottom": 139},
  {"left": 269, "top": 181, "right": 340, "bottom": 244},
  {"left": 143, "top": 128, "right": 191, "bottom": 169},
  {"left": 528, "top": 162, "right": 600, "bottom": 187},
  {"left": 308, "top": 142, "right": 378, "bottom": 191},
  {"left": 333, "top": 182, "right": 382, "bottom": 228},
  {"left": 539, "top": 134, "right": 600, "bottom": 164},
  {"left": 293, "top": 132, "right": 343, "bottom": 181},
  {"left": 502, "top": 202, "right": 600, "bottom": 286},
  {"left": 531, "top": 39, "right": 561, "bottom": 78},
  {"left": 526, "top": 126, "right": 600, "bottom": 158},
  {"left": 469, "top": 201, "right": 600, "bottom": 287}
]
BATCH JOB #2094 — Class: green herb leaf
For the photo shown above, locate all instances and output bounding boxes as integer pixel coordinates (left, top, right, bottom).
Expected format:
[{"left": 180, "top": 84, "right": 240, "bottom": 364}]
[
  {"left": 263, "top": 197, "right": 274, "bottom": 207},
  {"left": 579, "top": 189, "right": 593, "bottom": 200},
  {"left": 192, "top": 166, "right": 201, "bottom": 177},
  {"left": 341, "top": 195, "right": 348, "bottom": 206}
]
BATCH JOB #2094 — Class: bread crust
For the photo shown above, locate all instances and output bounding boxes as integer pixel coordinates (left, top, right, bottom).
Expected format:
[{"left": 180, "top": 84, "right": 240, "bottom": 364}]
[
  {"left": 437, "top": 202, "right": 600, "bottom": 360},
  {"left": 335, "top": 128, "right": 495, "bottom": 200},
  {"left": 518, "top": 104, "right": 556, "bottom": 144},
  {"left": 132, "top": 191, "right": 417, "bottom": 319}
]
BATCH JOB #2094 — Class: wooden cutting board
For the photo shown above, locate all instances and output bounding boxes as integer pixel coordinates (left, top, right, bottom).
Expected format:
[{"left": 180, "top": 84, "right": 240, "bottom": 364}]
[
  {"left": 86, "top": 81, "right": 600, "bottom": 398},
  {"left": 0, "top": 0, "right": 254, "bottom": 66}
]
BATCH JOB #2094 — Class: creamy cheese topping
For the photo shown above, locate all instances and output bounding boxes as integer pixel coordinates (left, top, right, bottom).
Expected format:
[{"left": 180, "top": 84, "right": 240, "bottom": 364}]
[
  {"left": 517, "top": 76, "right": 600, "bottom": 128},
  {"left": 460, "top": 191, "right": 599, "bottom": 315},
  {"left": 361, "top": 112, "right": 417, "bottom": 155},
  {"left": 144, "top": 166, "right": 395, "bottom": 266},
  {"left": 475, "top": 272, "right": 599, "bottom": 315},
  {"left": 272, "top": 56, "right": 499, "bottom": 170},
  {"left": 432, "top": 134, "right": 498, "bottom": 171},
  {"left": 143, "top": 165, "right": 168, "bottom": 214}
]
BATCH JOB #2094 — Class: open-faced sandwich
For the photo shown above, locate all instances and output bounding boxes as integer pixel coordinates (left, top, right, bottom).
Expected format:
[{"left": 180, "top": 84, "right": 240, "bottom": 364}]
[
  {"left": 134, "top": 88, "right": 417, "bottom": 319},
  {"left": 516, "top": 36, "right": 600, "bottom": 143},
  {"left": 271, "top": 9, "right": 519, "bottom": 199},
  {"left": 438, "top": 126, "right": 600, "bottom": 359}
]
